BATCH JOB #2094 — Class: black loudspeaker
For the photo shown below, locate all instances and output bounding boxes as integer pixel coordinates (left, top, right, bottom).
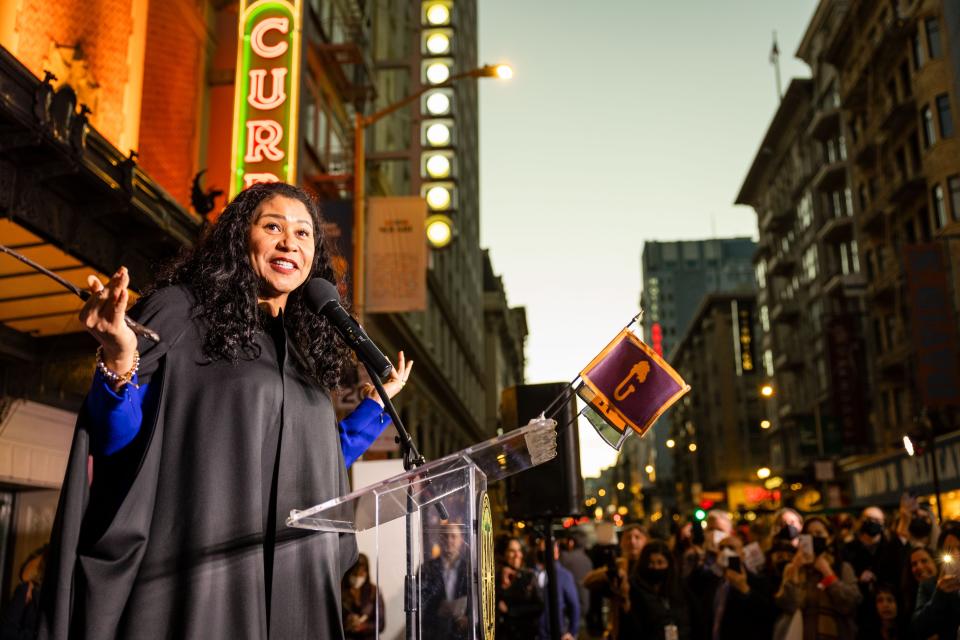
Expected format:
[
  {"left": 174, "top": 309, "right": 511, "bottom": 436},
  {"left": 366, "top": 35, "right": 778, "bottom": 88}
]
[{"left": 502, "top": 383, "right": 584, "bottom": 520}]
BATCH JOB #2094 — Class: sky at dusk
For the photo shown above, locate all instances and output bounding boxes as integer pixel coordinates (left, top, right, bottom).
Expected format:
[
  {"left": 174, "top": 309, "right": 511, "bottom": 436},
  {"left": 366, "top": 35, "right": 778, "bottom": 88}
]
[{"left": 477, "top": 1, "right": 819, "bottom": 476}]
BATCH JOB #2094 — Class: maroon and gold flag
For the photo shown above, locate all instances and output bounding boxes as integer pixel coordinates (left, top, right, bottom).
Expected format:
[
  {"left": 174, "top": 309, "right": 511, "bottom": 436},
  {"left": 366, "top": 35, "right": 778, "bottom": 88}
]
[{"left": 577, "top": 328, "right": 690, "bottom": 447}]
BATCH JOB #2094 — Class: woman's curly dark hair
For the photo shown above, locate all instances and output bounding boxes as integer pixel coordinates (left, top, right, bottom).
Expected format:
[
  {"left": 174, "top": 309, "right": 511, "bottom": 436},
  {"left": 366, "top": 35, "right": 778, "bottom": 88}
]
[{"left": 151, "top": 182, "right": 350, "bottom": 388}]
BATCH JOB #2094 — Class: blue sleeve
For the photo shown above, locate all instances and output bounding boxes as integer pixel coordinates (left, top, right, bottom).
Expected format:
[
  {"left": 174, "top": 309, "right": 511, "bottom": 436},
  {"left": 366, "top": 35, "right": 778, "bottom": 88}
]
[
  {"left": 563, "top": 571, "right": 580, "bottom": 635},
  {"left": 339, "top": 398, "right": 392, "bottom": 468},
  {"left": 83, "top": 369, "right": 150, "bottom": 456}
]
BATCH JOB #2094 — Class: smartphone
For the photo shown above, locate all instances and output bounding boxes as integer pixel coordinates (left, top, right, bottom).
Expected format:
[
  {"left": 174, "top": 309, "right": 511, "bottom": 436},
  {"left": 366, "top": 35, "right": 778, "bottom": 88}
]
[
  {"left": 813, "top": 536, "right": 827, "bottom": 556},
  {"left": 692, "top": 521, "right": 705, "bottom": 546},
  {"left": 727, "top": 556, "right": 742, "bottom": 572},
  {"left": 798, "top": 534, "right": 814, "bottom": 561}
]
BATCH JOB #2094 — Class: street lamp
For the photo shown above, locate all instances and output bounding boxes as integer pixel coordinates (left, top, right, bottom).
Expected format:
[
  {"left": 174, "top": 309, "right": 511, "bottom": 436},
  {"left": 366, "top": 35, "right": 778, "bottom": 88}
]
[
  {"left": 666, "top": 438, "right": 676, "bottom": 448},
  {"left": 352, "top": 63, "right": 512, "bottom": 318},
  {"left": 903, "top": 435, "right": 915, "bottom": 457},
  {"left": 760, "top": 419, "right": 771, "bottom": 430},
  {"left": 688, "top": 443, "right": 697, "bottom": 452},
  {"left": 760, "top": 383, "right": 775, "bottom": 398},
  {"left": 757, "top": 467, "right": 771, "bottom": 480}
]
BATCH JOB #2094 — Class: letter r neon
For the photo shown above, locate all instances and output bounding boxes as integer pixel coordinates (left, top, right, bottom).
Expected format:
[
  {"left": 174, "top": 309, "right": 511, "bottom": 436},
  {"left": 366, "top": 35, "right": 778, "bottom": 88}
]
[{"left": 245, "top": 120, "right": 284, "bottom": 162}]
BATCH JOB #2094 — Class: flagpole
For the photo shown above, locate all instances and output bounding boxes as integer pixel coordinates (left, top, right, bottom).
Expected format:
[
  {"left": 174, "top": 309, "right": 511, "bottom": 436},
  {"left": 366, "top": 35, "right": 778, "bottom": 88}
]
[
  {"left": 771, "top": 30, "right": 783, "bottom": 102},
  {"left": 538, "top": 310, "right": 645, "bottom": 421}
]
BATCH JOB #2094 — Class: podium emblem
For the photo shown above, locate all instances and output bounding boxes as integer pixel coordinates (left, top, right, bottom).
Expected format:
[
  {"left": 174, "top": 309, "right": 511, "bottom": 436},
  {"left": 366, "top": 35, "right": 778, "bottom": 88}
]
[{"left": 478, "top": 492, "right": 495, "bottom": 640}]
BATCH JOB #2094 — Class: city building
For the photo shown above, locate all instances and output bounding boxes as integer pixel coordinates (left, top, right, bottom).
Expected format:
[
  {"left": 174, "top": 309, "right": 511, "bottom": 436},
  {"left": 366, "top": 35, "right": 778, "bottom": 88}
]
[
  {"left": 667, "top": 293, "right": 767, "bottom": 514},
  {"left": 821, "top": 0, "right": 960, "bottom": 515},
  {"left": 737, "top": 0, "right": 960, "bottom": 516},
  {"left": 482, "top": 250, "right": 527, "bottom": 436},
  {"left": 638, "top": 238, "right": 756, "bottom": 515},
  {"left": 0, "top": 0, "right": 519, "bottom": 597}
]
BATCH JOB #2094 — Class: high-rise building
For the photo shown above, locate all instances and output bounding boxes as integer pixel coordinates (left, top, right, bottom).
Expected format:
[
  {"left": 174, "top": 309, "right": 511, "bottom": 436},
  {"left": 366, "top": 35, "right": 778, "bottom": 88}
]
[
  {"left": 638, "top": 238, "right": 755, "bottom": 513},
  {"left": 822, "top": 0, "right": 960, "bottom": 515},
  {"left": 737, "top": 0, "right": 960, "bottom": 516},
  {"left": 668, "top": 293, "right": 765, "bottom": 514}
]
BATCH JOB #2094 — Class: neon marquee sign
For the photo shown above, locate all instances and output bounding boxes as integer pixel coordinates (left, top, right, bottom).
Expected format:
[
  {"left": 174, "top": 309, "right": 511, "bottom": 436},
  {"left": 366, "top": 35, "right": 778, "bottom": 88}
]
[{"left": 230, "top": 0, "right": 303, "bottom": 198}]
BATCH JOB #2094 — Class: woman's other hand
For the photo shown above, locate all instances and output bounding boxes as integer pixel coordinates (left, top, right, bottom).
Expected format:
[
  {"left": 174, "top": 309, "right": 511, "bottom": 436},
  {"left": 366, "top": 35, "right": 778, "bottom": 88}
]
[
  {"left": 362, "top": 351, "right": 414, "bottom": 406},
  {"left": 80, "top": 267, "right": 137, "bottom": 374}
]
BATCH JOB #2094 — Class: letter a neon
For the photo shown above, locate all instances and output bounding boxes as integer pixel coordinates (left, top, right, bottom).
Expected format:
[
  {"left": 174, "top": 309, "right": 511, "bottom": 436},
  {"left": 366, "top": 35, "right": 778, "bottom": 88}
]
[
  {"left": 245, "top": 120, "right": 284, "bottom": 162},
  {"left": 248, "top": 68, "right": 288, "bottom": 110}
]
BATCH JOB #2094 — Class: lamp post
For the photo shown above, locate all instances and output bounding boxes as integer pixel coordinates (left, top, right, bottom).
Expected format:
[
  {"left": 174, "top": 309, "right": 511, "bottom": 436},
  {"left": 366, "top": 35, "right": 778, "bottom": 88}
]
[{"left": 351, "top": 63, "right": 511, "bottom": 319}]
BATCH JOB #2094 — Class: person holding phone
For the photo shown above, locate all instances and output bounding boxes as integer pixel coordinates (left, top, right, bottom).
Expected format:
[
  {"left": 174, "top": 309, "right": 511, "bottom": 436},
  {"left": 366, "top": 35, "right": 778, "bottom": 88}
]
[
  {"left": 702, "top": 536, "right": 775, "bottom": 639},
  {"left": 843, "top": 506, "right": 904, "bottom": 639},
  {"left": 911, "top": 535, "right": 960, "bottom": 639},
  {"left": 774, "top": 516, "right": 860, "bottom": 639},
  {"left": 620, "top": 540, "right": 695, "bottom": 640}
]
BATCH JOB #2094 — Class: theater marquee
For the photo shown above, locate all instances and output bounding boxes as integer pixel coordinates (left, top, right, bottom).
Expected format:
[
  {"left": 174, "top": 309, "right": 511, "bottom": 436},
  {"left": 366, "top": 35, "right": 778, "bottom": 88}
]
[{"left": 230, "top": 0, "right": 303, "bottom": 198}]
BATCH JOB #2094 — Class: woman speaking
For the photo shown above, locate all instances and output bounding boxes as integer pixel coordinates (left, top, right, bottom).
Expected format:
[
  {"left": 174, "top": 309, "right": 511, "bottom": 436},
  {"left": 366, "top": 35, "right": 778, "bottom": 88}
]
[{"left": 40, "top": 182, "right": 411, "bottom": 639}]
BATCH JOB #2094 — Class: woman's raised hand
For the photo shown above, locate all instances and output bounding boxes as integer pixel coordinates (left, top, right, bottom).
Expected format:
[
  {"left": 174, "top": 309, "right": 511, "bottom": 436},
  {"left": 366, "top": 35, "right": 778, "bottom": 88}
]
[
  {"left": 362, "top": 351, "right": 414, "bottom": 406},
  {"left": 79, "top": 266, "right": 137, "bottom": 373}
]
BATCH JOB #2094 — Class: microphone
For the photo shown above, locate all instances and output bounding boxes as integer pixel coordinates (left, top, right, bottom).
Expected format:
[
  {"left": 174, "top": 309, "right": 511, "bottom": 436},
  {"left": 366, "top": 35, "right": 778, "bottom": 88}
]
[{"left": 303, "top": 278, "right": 393, "bottom": 380}]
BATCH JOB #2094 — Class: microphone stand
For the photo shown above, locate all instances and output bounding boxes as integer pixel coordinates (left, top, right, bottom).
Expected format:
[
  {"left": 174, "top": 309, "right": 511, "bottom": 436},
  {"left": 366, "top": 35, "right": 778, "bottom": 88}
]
[{"left": 362, "top": 362, "right": 446, "bottom": 640}]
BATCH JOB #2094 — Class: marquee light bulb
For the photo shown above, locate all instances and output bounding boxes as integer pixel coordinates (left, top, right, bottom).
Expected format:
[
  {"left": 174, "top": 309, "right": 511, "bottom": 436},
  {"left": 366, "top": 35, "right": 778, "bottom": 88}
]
[
  {"left": 426, "top": 186, "right": 451, "bottom": 209},
  {"left": 426, "top": 62, "right": 450, "bottom": 84},
  {"left": 426, "top": 33, "right": 450, "bottom": 55},
  {"left": 425, "top": 92, "right": 451, "bottom": 115},
  {"left": 426, "top": 123, "right": 451, "bottom": 146},
  {"left": 425, "top": 4, "right": 450, "bottom": 25},
  {"left": 425, "top": 154, "right": 451, "bottom": 178},
  {"left": 425, "top": 214, "right": 454, "bottom": 249}
]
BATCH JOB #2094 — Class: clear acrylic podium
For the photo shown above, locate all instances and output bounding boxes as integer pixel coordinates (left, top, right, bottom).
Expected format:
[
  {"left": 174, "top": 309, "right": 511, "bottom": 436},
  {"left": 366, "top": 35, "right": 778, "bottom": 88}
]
[{"left": 287, "top": 419, "right": 558, "bottom": 640}]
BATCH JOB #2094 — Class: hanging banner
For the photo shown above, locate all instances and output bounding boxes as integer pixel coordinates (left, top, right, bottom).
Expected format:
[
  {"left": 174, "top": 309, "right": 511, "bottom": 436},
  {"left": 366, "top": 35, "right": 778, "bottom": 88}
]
[
  {"left": 826, "top": 314, "right": 868, "bottom": 452},
  {"left": 230, "top": 0, "right": 304, "bottom": 198},
  {"left": 365, "top": 196, "right": 427, "bottom": 313},
  {"left": 320, "top": 199, "right": 354, "bottom": 302},
  {"left": 904, "top": 244, "right": 960, "bottom": 407}
]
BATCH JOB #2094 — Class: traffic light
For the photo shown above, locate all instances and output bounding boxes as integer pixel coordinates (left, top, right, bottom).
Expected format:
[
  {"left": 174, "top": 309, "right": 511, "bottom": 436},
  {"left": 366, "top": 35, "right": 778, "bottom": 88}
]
[{"left": 694, "top": 508, "right": 707, "bottom": 522}]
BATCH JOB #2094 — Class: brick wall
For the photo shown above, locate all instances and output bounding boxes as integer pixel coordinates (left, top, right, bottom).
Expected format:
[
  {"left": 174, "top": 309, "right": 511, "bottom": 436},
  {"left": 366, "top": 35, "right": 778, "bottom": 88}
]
[
  {"left": 13, "top": 0, "right": 134, "bottom": 148},
  {"left": 137, "top": 0, "right": 207, "bottom": 209}
]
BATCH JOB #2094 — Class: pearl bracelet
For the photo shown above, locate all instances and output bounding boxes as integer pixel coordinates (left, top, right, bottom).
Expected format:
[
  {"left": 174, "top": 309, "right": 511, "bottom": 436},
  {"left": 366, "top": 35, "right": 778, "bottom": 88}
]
[{"left": 96, "top": 346, "right": 140, "bottom": 388}]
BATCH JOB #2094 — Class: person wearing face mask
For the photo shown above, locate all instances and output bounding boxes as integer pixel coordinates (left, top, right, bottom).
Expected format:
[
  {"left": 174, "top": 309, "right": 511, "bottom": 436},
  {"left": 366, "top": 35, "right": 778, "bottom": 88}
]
[
  {"left": 842, "top": 506, "right": 902, "bottom": 638},
  {"left": 767, "top": 540, "right": 798, "bottom": 584},
  {"left": 774, "top": 516, "right": 860, "bottom": 640},
  {"left": 769, "top": 508, "right": 804, "bottom": 550},
  {"left": 584, "top": 523, "right": 649, "bottom": 639},
  {"left": 701, "top": 536, "right": 775, "bottom": 640},
  {"left": 894, "top": 497, "right": 940, "bottom": 550},
  {"left": 341, "top": 554, "right": 385, "bottom": 640},
  {"left": 620, "top": 540, "right": 696, "bottom": 640}
]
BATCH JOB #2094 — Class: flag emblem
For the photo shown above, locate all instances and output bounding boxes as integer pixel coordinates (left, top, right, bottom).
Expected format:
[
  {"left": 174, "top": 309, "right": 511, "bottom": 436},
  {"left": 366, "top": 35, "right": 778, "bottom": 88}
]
[{"left": 578, "top": 329, "right": 690, "bottom": 440}]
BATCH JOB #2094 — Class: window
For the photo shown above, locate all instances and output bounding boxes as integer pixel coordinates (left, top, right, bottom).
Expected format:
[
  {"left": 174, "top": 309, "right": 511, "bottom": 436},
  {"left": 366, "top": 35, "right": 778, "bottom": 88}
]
[
  {"left": 922, "top": 106, "right": 936, "bottom": 147},
  {"left": 933, "top": 184, "right": 947, "bottom": 228},
  {"left": 926, "top": 17, "right": 942, "bottom": 58},
  {"left": 936, "top": 94, "right": 954, "bottom": 138},
  {"left": 760, "top": 305, "right": 770, "bottom": 332},
  {"left": 798, "top": 192, "right": 813, "bottom": 228},
  {"left": 949, "top": 175, "right": 960, "bottom": 222},
  {"left": 802, "top": 245, "right": 818, "bottom": 282},
  {"left": 913, "top": 32, "right": 924, "bottom": 70}
]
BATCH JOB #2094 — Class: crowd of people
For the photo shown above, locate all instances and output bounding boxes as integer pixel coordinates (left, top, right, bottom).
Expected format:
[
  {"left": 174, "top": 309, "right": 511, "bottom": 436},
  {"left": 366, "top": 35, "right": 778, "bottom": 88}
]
[{"left": 489, "top": 499, "right": 960, "bottom": 640}]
